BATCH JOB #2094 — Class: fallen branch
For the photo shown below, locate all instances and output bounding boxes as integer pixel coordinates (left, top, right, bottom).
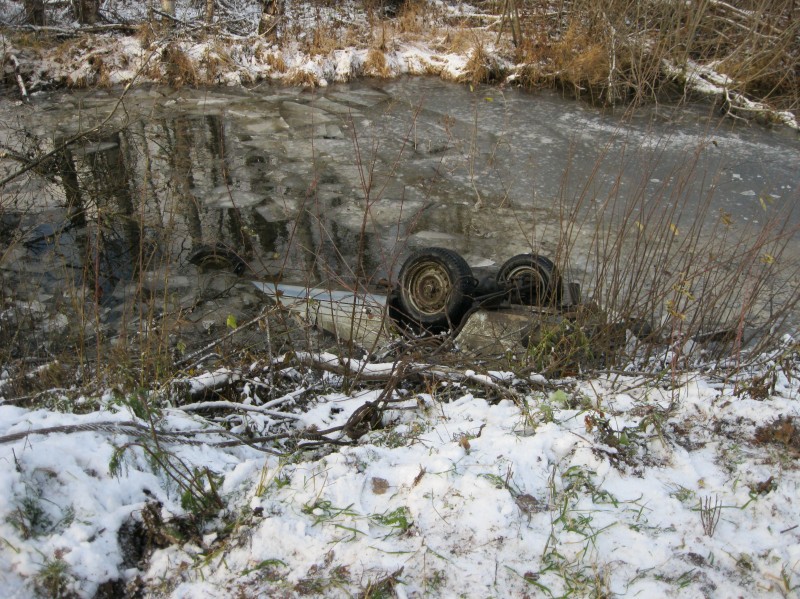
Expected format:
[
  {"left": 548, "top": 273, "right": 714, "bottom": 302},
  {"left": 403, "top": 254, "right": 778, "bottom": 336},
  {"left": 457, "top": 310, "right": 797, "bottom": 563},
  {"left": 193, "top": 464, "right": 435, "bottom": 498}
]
[
  {"left": 664, "top": 60, "right": 799, "bottom": 131},
  {"left": 5, "top": 54, "right": 29, "bottom": 102},
  {"left": 177, "top": 400, "right": 303, "bottom": 420},
  {"left": 152, "top": 9, "right": 185, "bottom": 25},
  {"left": 12, "top": 23, "right": 138, "bottom": 36},
  {"left": 292, "top": 351, "right": 544, "bottom": 402},
  {"left": 424, "top": 365, "right": 526, "bottom": 403},
  {"left": 293, "top": 352, "right": 426, "bottom": 382},
  {"left": 0, "top": 419, "right": 286, "bottom": 454},
  {"left": 260, "top": 384, "right": 318, "bottom": 409}
]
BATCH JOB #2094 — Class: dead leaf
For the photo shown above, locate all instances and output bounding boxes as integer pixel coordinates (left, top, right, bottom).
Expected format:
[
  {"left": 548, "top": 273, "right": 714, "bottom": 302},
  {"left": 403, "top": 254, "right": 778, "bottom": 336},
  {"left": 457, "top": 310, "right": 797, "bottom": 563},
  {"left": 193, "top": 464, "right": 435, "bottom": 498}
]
[
  {"left": 371, "top": 477, "right": 389, "bottom": 495},
  {"left": 412, "top": 467, "right": 426, "bottom": 487},
  {"left": 752, "top": 476, "right": 776, "bottom": 495},
  {"left": 515, "top": 493, "right": 542, "bottom": 515}
]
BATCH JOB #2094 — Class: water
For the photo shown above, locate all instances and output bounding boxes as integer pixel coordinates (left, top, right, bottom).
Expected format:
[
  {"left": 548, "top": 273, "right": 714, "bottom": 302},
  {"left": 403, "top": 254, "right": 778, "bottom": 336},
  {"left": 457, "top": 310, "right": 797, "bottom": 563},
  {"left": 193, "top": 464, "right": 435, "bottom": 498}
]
[{"left": 0, "top": 78, "right": 797, "bottom": 356}]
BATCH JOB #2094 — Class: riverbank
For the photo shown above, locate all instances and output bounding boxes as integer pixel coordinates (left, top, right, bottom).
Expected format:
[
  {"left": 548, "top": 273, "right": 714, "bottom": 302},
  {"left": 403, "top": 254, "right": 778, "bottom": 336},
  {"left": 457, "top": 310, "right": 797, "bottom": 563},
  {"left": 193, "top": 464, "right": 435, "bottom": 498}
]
[{"left": 1, "top": 0, "right": 798, "bottom": 129}]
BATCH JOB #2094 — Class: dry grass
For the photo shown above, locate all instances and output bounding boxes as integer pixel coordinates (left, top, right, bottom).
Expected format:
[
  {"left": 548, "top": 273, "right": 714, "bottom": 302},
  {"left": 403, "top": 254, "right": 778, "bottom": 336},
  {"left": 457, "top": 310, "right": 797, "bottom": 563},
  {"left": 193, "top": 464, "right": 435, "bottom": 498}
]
[
  {"left": 462, "top": 41, "right": 506, "bottom": 86},
  {"left": 201, "top": 44, "right": 234, "bottom": 84},
  {"left": 7, "top": 31, "right": 60, "bottom": 51},
  {"left": 162, "top": 43, "right": 198, "bottom": 87},
  {"left": 307, "top": 23, "right": 347, "bottom": 57},
  {"left": 439, "top": 28, "right": 477, "bottom": 55},
  {"left": 264, "top": 51, "right": 288, "bottom": 73},
  {"left": 135, "top": 22, "right": 158, "bottom": 49},
  {"left": 506, "top": 0, "right": 799, "bottom": 110},
  {"left": 284, "top": 67, "right": 318, "bottom": 87},
  {"left": 515, "top": 22, "right": 620, "bottom": 103},
  {"left": 364, "top": 47, "right": 391, "bottom": 78},
  {"left": 395, "top": 1, "right": 428, "bottom": 35}
]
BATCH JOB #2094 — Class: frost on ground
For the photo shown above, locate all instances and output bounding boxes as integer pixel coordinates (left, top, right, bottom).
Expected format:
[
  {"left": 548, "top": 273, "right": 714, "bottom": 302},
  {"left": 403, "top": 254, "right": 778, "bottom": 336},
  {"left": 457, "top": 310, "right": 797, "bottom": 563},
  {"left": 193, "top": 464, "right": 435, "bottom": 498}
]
[{"left": 1, "top": 355, "right": 799, "bottom": 597}]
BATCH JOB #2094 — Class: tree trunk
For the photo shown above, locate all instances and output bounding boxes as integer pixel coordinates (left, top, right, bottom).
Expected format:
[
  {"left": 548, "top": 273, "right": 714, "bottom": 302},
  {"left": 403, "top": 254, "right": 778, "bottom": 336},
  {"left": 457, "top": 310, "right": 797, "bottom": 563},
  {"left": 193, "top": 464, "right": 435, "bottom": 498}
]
[
  {"left": 75, "top": 0, "right": 100, "bottom": 25},
  {"left": 23, "top": 0, "right": 45, "bottom": 25},
  {"left": 170, "top": 118, "right": 203, "bottom": 248},
  {"left": 56, "top": 145, "right": 86, "bottom": 229},
  {"left": 205, "top": 0, "right": 214, "bottom": 25},
  {"left": 258, "top": 0, "right": 282, "bottom": 42},
  {"left": 161, "top": 0, "right": 175, "bottom": 18}
]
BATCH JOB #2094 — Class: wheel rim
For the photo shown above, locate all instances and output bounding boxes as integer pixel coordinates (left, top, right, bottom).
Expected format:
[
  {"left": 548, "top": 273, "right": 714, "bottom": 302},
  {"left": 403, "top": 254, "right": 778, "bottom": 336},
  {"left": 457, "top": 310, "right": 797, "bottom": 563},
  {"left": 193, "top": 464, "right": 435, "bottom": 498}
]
[
  {"left": 404, "top": 260, "right": 453, "bottom": 316},
  {"left": 505, "top": 265, "right": 548, "bottom": 303}
]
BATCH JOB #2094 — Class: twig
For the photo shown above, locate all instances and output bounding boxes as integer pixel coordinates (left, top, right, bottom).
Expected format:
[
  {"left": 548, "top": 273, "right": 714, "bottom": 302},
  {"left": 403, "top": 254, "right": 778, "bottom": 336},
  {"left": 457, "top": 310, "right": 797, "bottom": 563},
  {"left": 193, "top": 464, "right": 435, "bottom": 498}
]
[
  {"left": 176, "top": 307, "right": 270, "bottom": 368},
  {"left": 780, "top": 524, "right": 798, "bottom": 534},
  {"left": 0, "top": 419, "right": 287, "bottom": 454},
  {"left": 0, "top": 420, "right": 205, "bottom": 444}
]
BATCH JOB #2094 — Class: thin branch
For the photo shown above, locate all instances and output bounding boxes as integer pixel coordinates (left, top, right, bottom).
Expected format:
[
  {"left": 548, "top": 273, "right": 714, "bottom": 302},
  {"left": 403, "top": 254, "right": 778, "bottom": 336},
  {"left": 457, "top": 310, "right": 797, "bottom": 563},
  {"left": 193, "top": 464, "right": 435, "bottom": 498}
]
[
  {"left": 177, "top": 400, "right": 303, "bottom": 420},
  {"left": 176, "top": 307, "right": 270, "bottom": 368}
]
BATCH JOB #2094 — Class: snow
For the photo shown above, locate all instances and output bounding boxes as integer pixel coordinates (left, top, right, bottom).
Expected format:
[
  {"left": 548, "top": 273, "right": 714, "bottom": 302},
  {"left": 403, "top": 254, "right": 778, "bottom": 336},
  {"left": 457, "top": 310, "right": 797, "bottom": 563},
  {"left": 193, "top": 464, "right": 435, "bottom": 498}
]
[
  {"left": 1, "top": 362, "right": 798, "bottom": 597},
  {"left": 662, "top": 60, "right": 799, "bottom": 131}
]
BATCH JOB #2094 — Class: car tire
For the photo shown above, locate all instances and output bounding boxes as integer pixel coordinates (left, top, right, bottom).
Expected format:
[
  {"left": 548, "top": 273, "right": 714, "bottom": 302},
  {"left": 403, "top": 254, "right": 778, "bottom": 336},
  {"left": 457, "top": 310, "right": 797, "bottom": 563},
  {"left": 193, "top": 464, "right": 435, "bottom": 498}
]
[
  {"left": 496, "top": 253, "right": 560, "bottom": 306},
  {"left": 398, "top": 247, "right": 474, "bottom": 332}
]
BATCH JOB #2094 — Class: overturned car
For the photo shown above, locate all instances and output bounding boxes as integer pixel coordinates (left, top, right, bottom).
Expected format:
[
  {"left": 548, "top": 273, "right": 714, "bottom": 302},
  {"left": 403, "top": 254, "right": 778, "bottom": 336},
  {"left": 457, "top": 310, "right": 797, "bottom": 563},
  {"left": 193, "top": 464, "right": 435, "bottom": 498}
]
[{"left": 250, "top": 247, "right": 636, "bottom": 368}]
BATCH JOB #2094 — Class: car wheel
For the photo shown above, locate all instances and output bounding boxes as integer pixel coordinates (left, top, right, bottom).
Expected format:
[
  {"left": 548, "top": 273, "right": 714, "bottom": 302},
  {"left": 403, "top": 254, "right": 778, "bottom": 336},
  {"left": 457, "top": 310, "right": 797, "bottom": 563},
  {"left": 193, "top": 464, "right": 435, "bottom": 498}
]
[
  {"left": 398, "top": 247, "right": 474, "bottom": 332},
  {"left": 496, "top": 253, "right": 560, "bottom": 306}
]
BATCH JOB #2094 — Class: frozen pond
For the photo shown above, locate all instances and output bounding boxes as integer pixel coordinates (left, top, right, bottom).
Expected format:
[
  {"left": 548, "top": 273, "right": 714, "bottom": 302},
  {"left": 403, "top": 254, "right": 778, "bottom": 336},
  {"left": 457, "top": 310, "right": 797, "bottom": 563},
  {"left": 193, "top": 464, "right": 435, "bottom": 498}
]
[{"left": 0, "top": 78, "right": 798, "bottom": 357}]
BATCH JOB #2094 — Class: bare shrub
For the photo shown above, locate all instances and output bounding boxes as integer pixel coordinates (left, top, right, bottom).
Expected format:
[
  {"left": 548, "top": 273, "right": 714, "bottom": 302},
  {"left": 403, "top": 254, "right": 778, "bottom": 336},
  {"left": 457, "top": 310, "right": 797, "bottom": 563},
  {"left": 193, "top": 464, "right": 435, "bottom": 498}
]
[
  {"left": 548, "top": 139, "right": 800, "bottom": 372},
  {"left": 698, "top": 495, "right": 723, "bottom": 537},
  {"left": 510, "top": 0, "right": 799, "bottom": 111},
  {"left": 162, "top": 43, "right": 198, "bottom": 87}
]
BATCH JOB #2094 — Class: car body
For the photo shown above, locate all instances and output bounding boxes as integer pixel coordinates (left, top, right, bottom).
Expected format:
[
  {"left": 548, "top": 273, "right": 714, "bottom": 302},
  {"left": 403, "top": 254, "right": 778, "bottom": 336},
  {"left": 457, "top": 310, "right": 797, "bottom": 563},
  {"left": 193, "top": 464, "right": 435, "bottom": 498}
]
[{"left": 251, "top": 248, "right": 587, "bottom": 355}]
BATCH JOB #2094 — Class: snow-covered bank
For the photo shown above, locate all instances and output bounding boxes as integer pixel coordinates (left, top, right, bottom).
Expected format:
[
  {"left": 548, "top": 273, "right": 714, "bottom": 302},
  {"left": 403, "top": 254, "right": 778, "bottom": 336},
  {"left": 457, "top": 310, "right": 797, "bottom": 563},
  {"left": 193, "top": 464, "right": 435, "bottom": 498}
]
[
  {"left": 2, "top": 0, "right": 797, "bottom": 130},
  {"left": 1, "top": 359, "right": 798, "bottom": 597}
]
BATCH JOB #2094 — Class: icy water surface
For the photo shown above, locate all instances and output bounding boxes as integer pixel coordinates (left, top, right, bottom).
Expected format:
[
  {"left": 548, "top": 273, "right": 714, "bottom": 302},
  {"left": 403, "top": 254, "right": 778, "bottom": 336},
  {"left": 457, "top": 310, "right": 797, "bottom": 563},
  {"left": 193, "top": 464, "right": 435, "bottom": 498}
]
[{"left": 0, "top": 78, "right": 798, "bottom": 352}]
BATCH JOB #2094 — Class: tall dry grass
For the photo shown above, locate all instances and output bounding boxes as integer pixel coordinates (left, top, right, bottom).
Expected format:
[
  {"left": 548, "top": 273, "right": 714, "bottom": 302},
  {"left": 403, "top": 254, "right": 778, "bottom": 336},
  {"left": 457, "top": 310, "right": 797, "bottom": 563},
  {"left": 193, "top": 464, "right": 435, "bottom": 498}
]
[
  {"left": 512, "top": 0, "right": 799, "bottom": 110},
  {"left": 549, "top": 141, "right": 800, "bottom": 373}
]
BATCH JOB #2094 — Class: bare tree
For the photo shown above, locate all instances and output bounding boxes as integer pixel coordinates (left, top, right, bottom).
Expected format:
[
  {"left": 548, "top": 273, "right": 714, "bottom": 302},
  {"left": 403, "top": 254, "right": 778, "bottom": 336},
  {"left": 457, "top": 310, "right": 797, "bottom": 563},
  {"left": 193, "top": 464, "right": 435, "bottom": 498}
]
[
  {"left": 23, "top": 0, "right": 45, "bottom": 25},
  {"left": 74, "top": 0, "right": 100, "bottom": 25},
  {"left": 205, "top": 0, "right": 214, "bottom": 25},
  {"left": 258, "top": 0, "right": 283, "bottom": 41}
]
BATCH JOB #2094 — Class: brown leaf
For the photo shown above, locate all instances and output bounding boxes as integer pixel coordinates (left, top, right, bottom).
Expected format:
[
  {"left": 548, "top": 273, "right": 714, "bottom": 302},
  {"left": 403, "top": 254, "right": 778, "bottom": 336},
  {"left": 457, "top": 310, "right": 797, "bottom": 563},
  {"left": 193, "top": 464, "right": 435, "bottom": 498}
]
[
  {"left": 371, "top": 477, "right": 389, "bottom": 495},
  {"left": 515, "top": 493, "right": 542, "bottom": 515},
  {"left": 412, "top": 467, "right": 426, "bottom": 487}
]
